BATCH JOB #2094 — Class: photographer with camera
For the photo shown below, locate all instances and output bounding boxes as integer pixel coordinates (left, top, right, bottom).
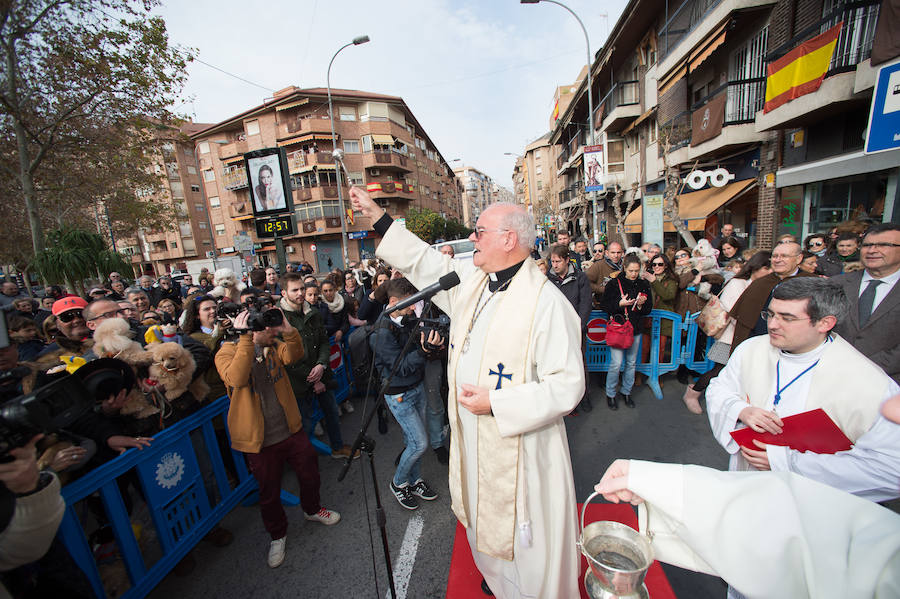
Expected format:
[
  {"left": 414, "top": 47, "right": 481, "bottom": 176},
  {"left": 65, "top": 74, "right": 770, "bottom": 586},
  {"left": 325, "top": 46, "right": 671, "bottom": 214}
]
[
  {"left": 278, "top": 276, "right": 355, "bottom": 460},
  {"left": 370, "top": 278, "right": 442, "bottom": 511},
  {"left": 215, "top": 302, "right": 340, "bottom": 569}
]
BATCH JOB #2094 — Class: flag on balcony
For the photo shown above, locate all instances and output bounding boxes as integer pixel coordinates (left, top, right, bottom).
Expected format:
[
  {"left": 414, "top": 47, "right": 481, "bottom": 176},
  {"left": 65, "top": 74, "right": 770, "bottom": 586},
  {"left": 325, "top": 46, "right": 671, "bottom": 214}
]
[
  {"left": 691, "top": 93, "right": 727, "bottom": 146},
  {"left": 551, "top": 99, "right": 560, "bottom": 123},
  {"left": 764, "top": 22, "right": 843, "bottom": 113}
]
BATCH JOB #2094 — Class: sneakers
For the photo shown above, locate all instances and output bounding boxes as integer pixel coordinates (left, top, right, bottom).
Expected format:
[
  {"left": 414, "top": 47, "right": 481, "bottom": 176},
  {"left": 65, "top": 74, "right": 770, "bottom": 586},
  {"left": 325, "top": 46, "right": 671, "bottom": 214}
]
[
  {"left": 410, "top": 479, "right": 438, "bottom": 501},
  {"left": 340, "top": 401, "right": 355, "bottom": 414},
  {"left": 268, "top": 537, "right": 286, "bottom": 568},
  {"left": 390, "top": 481, "right": 419, "bottom": 510},
  {"left": 331, "top": 445, "right": 360, "bottom": 460},
  {"left": 304, "top": 507, "right": 341, "bottom": 525},
  {"left": 314, "top": 422, "right": 324, "bottom": 436}
]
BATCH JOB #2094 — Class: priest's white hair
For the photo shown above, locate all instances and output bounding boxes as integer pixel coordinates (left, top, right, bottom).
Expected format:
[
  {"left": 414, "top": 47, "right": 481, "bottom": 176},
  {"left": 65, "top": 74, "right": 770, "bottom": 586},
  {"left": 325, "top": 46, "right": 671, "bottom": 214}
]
[{"left": 490, "top": 202, "right": 536, "bottom": 251}]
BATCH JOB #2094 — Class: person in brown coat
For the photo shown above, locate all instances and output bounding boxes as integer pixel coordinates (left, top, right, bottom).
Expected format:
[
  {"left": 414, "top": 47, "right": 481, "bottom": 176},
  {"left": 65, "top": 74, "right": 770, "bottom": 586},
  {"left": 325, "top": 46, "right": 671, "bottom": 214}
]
[
  {"left": 727, "top": 241, "right": 817, "bottom": 355},
  {"left": 585, "top": 241, "right": 624, "bottom": 302}
]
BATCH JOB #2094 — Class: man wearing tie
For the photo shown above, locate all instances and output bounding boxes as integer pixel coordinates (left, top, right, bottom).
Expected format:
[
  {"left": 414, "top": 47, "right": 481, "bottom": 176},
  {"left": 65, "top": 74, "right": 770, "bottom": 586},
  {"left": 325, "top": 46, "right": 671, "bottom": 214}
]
[{"left": 832, "top": 223, "right": 900, "bottom": 384}]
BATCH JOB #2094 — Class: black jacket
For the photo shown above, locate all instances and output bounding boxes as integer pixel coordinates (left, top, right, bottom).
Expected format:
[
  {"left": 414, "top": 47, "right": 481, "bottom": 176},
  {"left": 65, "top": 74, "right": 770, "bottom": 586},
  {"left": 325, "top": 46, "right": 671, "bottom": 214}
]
[
  {"left": 548, "top": 265, "right": 593, "bottom": 330},
  {"left": 369, "top": 317, "right": 426, "bottom": 392},
  {"left": 601, "top": 276, "right": 653, "bottom": 334}
]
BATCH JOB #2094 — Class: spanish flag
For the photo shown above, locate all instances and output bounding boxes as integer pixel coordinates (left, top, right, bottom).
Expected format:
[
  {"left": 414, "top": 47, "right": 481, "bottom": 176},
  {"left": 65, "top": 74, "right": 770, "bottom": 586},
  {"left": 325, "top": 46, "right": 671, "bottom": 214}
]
[
  {"left": 551, "top": 99, "right": 559, "bottom": 123},
  {"left": 764, "top": 22, "right": 843, "bottom": 113}
]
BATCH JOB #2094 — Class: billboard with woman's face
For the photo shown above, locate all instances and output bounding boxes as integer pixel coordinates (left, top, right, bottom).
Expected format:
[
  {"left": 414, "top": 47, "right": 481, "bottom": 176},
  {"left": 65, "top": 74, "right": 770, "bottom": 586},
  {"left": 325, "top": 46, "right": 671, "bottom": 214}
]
[{"left": 245, "top": 147, "right": 293, "bottom": 217}]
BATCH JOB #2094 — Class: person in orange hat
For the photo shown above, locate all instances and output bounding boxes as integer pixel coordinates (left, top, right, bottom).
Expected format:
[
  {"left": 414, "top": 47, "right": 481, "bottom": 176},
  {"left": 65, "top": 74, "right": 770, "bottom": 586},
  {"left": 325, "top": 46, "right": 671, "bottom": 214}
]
[{"left": 36, "top": 297, "right": 92, "bottom": 363}]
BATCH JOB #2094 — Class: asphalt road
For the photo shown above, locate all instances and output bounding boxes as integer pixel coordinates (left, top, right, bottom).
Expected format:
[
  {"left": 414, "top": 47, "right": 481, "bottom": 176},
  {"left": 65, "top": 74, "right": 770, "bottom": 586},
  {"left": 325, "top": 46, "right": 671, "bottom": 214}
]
[{"left": 149, "top": 373, "right": 731, "bottom": 599}]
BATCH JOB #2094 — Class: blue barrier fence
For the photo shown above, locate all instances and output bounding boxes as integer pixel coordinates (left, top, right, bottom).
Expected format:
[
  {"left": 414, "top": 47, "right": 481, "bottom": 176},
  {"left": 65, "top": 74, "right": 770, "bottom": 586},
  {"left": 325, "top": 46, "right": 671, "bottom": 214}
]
[
  {"left": 585, "top": 309, "right": 714, "bottom": 400},
  {"left": 59, "top": 396, "right": 254, "bottom": 599}
]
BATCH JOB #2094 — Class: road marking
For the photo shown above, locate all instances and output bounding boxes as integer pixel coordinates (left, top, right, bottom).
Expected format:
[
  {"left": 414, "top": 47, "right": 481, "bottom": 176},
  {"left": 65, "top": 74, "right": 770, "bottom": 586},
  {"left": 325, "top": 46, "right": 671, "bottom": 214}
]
[{"left": 389, "top": 513, "right": 424, "bottom": 599}]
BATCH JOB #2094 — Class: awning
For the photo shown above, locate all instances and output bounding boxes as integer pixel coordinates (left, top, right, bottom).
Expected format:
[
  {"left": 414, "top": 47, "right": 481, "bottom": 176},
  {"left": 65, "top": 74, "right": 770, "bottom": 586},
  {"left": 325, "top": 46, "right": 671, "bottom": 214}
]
[
  {"left": 232, "top": 214, "right": 255, "bottom": 221},
  {"left": 315, "top": 164, "right": 336, "bottom": 171},
  {"left": 223, "top": 155, "right": 244, "bottom": 165},
  {"left": 260, "top": 245, "right": 276, "bottom": 251},
  {"left": 623, "top": 107, "right": 657, "bottom": 135},
  {"left": 275, "top": 98, "right": 309, "bottom": 111},
  {"left": 371, "top": 134, "right": 395, "bottom": 145},
  {"left": 292, "top": 165, "right": 315, "bottom": 174},
  {"left": 277, "top": 133, "right": 334, "bottom": 147},
  {"left": 624, "top": 179, "right": 756, "bottom": 233},
  {"left": 688, "top": 20, "right": 729, "bottom": 72}
]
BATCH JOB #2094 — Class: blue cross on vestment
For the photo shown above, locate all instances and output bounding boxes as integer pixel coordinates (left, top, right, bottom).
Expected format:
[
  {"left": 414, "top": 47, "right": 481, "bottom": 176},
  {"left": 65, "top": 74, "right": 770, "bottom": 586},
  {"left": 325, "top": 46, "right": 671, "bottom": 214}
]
[{"left": 489, "top": 363, "right": 513, "bottom": 390}]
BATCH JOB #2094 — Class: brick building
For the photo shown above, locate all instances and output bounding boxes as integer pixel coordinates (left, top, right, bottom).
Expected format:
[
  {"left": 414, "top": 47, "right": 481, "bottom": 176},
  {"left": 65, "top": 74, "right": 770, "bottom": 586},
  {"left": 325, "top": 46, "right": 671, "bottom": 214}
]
[
  {"left": 191, "top": 86, "right": 462, "bottom": 271},
  {"left": 453, "top": 165, "right": 494, "bottom": 227}
]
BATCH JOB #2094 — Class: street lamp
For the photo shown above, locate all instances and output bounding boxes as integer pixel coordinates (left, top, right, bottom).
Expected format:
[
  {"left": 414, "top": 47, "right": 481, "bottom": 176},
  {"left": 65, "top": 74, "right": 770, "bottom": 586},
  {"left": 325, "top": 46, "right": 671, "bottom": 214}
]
[
  {"left": 521, "top": 0, "right": 598, "bottom": 242},
  {"left": 327, "top": 34, "right": 370, "bottom": 269}
]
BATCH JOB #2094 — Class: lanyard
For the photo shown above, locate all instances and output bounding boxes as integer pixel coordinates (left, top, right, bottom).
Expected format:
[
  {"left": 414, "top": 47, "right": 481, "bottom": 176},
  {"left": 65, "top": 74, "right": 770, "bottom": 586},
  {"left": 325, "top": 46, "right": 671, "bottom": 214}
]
[{"left": 774, "top": 360, "right": 819, "bottom": 406}]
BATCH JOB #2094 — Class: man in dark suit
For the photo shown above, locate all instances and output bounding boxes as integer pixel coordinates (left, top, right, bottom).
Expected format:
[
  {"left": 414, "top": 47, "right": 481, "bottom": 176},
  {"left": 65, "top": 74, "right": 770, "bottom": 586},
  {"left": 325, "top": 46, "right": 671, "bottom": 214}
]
[{"left": 833, "top": 223, "right": 900, "bottom": 384}]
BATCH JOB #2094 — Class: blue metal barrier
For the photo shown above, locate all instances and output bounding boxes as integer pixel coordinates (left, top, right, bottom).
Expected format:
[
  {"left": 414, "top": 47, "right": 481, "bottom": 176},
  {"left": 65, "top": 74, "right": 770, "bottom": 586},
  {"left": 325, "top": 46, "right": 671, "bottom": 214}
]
[
  {"left": 585, "top": 309, "right": 713, "bottom": 400},
  {"left": 59, "top": 396, "right": 255, "bottom": 599}
]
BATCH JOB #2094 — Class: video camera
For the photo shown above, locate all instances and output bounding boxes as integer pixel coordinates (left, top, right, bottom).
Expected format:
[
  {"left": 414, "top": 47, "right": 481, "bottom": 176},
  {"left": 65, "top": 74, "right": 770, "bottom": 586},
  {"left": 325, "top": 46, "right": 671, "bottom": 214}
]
[
  {"left": 217, "top": 296, "right": 283, "bottom": 333},
  {"left": 419, "top": 314, "right": 450, "bottom": 352}
]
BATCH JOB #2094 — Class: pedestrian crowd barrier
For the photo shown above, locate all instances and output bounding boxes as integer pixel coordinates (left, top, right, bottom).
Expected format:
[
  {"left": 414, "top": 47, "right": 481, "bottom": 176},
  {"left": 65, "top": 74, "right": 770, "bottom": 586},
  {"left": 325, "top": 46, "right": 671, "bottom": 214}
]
[
  {"left": 57, "top": 316, "right": 709, "bottom": 598},
  {"left": 585, "top": 309, "right": 714, "bottom": 400}
]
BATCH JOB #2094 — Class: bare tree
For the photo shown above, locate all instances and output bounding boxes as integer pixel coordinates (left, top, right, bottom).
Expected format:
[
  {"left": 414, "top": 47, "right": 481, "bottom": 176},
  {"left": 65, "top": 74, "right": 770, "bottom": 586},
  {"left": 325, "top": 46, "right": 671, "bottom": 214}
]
[{"left": 659, "top": 128, "right": 698, "bottom": 248}]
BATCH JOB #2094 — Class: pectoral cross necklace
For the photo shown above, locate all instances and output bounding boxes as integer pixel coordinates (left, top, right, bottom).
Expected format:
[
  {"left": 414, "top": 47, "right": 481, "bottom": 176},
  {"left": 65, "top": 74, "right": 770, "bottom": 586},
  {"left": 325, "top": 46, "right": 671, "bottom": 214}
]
[{"left": 461, "top": 278, "right": 512, "bottom": 354}]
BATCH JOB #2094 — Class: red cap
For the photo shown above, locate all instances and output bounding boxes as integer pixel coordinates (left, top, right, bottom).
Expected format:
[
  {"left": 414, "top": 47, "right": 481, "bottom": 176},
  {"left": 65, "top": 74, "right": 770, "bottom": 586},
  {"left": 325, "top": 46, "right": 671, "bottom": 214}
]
[{"left": 52, "top": 296, "right": 88, "bottom": 316}]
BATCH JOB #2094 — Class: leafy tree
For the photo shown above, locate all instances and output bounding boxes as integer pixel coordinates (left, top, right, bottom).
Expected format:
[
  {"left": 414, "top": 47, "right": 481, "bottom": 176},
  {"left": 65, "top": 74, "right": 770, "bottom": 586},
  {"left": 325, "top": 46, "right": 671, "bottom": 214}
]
[
  {"left": 30, "top": 227, "right": 131, "bottom": 295},
  {"left": 0, "top": 0, "right": 194, "bottom": 257},
  {"left": 405, "top": 206, "right": 472, "bottom": 243}
]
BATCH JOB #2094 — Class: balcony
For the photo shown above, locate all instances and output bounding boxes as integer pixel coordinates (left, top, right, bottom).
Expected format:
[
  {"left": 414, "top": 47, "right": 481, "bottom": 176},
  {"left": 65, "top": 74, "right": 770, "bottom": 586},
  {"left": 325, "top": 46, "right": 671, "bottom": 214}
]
[
  {"left": 277, "top": 117, "right": 334, "bottom": 140},
  {"left": 227, "top": 200, "right": 251, "bottom": 219},
  {"left": 222, "top": 166, "right": 249, "bottom": 191},
  {"left": 361, "top": 150, "right": 412, "bottom": 173},
  {"left": 217, "top": 139, "right": 248, "bottom": 161},
  {"left": 293, "top": 187, "right": 312, "bottom": 202},
  {"left": 286, "top": 151, "right": 336, "bottom": 173},
  {"left": 755, "top": 0, "right": 879, "bottom": 132},
  {"left": 597, "top": 81, "right": 641, "bottom": 133}
]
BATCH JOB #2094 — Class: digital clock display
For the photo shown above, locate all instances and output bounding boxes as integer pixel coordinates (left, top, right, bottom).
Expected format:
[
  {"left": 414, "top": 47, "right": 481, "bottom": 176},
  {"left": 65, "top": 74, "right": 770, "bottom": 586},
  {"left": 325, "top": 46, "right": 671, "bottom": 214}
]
[{"left": 255, "top": 215, "right": 295, "bottom": 238}]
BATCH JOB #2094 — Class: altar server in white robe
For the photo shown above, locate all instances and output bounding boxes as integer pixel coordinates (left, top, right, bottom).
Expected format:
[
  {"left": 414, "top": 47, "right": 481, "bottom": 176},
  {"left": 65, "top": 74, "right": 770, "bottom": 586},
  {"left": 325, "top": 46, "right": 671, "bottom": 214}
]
[
  {"left": 706, "top": 277, "right": 900, "bottom": 502},
  {"left": 350, "top": 187, "right": 585, "bottom": 598},
  {"left": 591, "top": 392, "right": 900, "bottom": 599}
]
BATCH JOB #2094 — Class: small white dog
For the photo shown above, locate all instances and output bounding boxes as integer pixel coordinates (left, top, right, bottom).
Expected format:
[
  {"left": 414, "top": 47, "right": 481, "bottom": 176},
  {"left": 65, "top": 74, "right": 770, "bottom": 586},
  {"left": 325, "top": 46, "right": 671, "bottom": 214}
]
[{"left": 209, "top": 268, "right": 245, "bottom": 303}]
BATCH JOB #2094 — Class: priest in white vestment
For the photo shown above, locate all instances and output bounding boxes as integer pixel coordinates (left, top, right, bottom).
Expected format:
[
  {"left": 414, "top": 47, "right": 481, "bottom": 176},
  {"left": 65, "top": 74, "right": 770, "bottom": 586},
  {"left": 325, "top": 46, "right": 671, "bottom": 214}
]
[
  {"left": 350, "top": 187, "right": 585, "bottom": 598},
  {"left": 706, "top": 277, "right": 900, "bottom": 502}
]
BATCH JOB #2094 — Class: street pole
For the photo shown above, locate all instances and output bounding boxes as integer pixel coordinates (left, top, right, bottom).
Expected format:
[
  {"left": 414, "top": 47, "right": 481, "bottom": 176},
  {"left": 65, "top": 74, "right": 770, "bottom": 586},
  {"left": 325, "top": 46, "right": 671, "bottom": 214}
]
[
  {"left": 521, "top": 0, "right": 597, "bottom": 241},
  {"left": 327, "top": 35, "right": 370, "bottom": 269}
]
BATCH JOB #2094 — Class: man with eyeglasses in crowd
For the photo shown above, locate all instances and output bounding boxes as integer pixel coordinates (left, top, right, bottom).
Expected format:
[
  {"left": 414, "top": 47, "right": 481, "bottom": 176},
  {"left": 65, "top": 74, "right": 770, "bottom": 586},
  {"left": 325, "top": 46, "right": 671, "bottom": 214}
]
[
  {"left": 586, "top": 241, "right": 625, "bottom": 302},
  {"left": 832, "top": 223, "right": 900, "bottom": 384},
  {"left": 725, "top": 241, "right": 816, "bottom": 354},
  {"left": 705, "top": 277, "right": 900, "bottom": 512},
  {"left": 37, "top": 297, "right": 92, "bottom": 360}
]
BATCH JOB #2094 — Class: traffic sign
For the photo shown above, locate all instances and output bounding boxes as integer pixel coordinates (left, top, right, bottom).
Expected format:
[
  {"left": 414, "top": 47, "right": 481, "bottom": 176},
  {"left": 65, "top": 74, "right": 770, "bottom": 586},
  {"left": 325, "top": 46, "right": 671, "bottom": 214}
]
[
  {"left": 865, "top": 59, "right": 900, "bottom": 154},
  {"left": 329, "top": 343, "right": 343, "bottom": 370},
  {"left": 310, "top": 243, "right": 317, "bottom": 252},
  {"left": 586, "top": 317, "right": 608, "bottom": 344}
]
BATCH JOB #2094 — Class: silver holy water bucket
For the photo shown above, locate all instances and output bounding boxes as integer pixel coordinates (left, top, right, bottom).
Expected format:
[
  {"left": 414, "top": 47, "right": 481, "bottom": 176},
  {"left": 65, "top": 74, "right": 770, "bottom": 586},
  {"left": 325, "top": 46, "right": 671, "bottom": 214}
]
[{"left": 577, "top": 491, "right": 654, "bottom": 598}]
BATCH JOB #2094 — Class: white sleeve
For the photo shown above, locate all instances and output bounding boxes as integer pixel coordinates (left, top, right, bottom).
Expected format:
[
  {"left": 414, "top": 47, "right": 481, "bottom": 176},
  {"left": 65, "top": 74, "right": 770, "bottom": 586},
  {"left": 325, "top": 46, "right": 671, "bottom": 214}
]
[
  {"left": 490, "top": 288, "right": 584, "bottom": 436},
  {"left": 705, "top": 342, "right": 750, "bottom": 454}
]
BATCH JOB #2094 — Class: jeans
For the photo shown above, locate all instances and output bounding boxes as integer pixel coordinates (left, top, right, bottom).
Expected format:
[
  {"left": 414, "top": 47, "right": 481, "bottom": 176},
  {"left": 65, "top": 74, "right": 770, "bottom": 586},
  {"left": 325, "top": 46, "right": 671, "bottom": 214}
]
[
  {"left": 298, "top": 389, "right": 344, "bottom": 451},
  {"left": 606, "top": 340, "right": 641, "bottom": 398},
  {"left": 422, "top": 359, "right": 448, "bottom": 449},
  {"left": 384, "top": 382, "right": 428, "bottom": 487}
]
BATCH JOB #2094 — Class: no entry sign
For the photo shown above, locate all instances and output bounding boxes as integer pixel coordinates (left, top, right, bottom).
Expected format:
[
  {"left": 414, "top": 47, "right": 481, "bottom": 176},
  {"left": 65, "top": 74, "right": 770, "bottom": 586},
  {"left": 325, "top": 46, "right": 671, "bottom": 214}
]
[
  {"left": 586, "top": 318, "right": 607, "bottom": 344},
  {"left": 329, "top": 343, "right": 343, "bottom": 370}
]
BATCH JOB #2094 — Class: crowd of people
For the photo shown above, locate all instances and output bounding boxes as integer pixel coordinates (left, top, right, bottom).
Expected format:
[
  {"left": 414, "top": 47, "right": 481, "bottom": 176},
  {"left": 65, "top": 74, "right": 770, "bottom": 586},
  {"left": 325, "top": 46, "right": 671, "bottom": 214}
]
[{"left": 2, "top": 196, "right": 899, "bottom": 597}]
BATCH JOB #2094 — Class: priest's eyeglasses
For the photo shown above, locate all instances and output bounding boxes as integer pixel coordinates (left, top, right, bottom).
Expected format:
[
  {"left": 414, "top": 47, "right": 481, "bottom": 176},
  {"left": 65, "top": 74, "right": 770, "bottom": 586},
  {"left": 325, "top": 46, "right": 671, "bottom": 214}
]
[
  {"left": 861, "top": 242, "right": 900, "bottom": 249},
  {"left": 473, "top": 227, "right": 510, "bottom": 239},
  {"left": 761, "top": 310, "right": 811, "bottom": 324}
]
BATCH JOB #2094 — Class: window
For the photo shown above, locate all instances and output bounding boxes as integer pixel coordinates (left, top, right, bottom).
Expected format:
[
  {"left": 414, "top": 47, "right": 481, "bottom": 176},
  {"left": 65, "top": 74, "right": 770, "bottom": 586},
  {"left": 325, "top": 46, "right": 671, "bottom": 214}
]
[
  {"left": 198, "top": 141, "right": 210, "bottom": 154},
  {"left": 348, "top": 172, "right": 364, "bottom": 185},
  {"left": 191, "top": 184, "right": 200, "bottom": 192},
  {"left": 203, "top": 169, "right": 215, "bottom": 182},
  {"left": 208, "top": 195, "right": 220, "bottom": 207},
  {"left": 187, "top": 165, "right": 197, "bottom": 175},
  {"left": 361, "top": 135, "right": 373, "bottom": 153},
  {"left": 537, "top": 181, "right": 543, "bottom": 190},
  {"left": 215, "top": 224, "right": 226, "bottom": 236},
  {"left": 198, "top": 222, "right": 207, "bottom": 229},
  {"left": 170, "top": 241, "right": 178, "bottom": 249},
  {"left": 534, "top": 150, "right": 541, "bottom": 160},
  {"left": 343, "top": 140, "right": 360, "bottom": 153},
  {"left": 339, "top": 106, "right": 356, "bottom": 121},
  {"left": 607, "top": 139, "right": 625, "bottom": 173},
  {"left": 648, "top": 119, "right": 658, "bottom": 143},
  {"left": 195, "top": 203, "right": 205, "bottom": 211},
  {"left": 245, "top": 120, "right": 260, "bottom": 136},
  {"left": 535, "top": 165, "right": 542, "bottom": 175}
]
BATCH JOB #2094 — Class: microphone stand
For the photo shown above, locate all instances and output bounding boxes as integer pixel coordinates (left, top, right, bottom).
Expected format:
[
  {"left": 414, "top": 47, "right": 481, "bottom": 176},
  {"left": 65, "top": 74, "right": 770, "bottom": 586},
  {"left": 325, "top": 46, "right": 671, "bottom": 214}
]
[{"left": 338, "top": 301, "right": 433, "bottom": 599}]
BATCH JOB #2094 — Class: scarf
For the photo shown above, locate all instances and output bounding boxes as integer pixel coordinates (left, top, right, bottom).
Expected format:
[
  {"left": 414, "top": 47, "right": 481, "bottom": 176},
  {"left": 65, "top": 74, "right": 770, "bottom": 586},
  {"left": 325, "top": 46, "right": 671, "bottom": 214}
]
[{"left": 321, "top": 292, "right": 345, "bottom": 314}]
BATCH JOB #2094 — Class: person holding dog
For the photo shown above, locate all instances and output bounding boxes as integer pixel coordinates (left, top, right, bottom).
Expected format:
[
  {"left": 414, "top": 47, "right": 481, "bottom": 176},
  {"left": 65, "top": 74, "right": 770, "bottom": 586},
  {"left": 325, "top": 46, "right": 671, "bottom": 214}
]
[{"left": 215, "top": 305, "right": 341, "bottom": 569}]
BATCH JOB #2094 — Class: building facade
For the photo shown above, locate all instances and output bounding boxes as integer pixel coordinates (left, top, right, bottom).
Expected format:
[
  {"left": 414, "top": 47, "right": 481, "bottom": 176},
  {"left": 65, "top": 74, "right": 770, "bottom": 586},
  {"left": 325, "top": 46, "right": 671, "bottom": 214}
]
[
  {"left": 511, "top": 132, "right": 562, "bottom": 238},
  {"left": 453, "top": 166, "right": 494, "bottom": 227},
  {"left": 191, "top": 86, "right": 461, "bottom": 272}
]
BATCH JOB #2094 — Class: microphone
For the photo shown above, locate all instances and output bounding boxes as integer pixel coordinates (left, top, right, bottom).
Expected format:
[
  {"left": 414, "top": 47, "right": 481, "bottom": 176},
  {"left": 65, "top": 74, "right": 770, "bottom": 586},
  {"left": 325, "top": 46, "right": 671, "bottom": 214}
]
[{"left": 384, "top": 272, "right": 460, "bottom": 315}]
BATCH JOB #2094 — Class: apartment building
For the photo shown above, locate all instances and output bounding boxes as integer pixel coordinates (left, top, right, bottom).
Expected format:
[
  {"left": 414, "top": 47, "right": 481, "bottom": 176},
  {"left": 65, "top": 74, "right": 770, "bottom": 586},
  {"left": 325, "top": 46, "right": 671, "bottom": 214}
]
[
  {"left": 548, "top": 0, "right": 898, "bottom": 249},
  {"left": 120, "top": 122, "right": 215, "bottom": 276},
  {"left": 453, "top": 166, "right": 494, "bottom": 227},
  {"left": 191, "top": 86, "right": 461, "bottom": 271},
  {"left": 511, "top": 132, "right": 562, "bottom": 236}
]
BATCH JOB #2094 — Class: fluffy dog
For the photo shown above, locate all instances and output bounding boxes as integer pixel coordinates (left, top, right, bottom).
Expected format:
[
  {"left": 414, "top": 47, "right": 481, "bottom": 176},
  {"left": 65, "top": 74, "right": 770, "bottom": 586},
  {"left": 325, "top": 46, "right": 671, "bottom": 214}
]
[
  {"left": 690, "top": 239, "right": 721, "bottom": 299},
  {"left": 147, "top": 342, "right": 210, "bottom": 401},
  {"left": 209, "top": 268, "right": 245, "bottom": 303},
  {"left": 90, "top": 318, "right": 158, "bottom": 417}
]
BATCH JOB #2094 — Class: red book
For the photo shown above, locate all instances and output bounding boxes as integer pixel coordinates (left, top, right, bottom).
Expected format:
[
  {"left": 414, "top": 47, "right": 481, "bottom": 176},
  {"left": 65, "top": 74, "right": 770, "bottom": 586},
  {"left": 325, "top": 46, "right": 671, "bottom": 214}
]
[{"left": 730, "top": 408, "right": 852, "bottom": 454}]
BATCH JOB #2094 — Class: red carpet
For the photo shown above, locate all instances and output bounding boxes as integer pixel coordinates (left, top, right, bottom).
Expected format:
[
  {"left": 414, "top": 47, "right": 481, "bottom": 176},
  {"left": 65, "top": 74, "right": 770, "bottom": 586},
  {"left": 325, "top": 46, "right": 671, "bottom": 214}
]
[{"left": 446, "top": 502, "right": 676, "bottom": 598}]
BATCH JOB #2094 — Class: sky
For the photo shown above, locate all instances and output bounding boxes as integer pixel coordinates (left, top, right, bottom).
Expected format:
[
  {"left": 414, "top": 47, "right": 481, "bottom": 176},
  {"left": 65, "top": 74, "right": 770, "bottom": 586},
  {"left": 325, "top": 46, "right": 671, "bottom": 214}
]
[{"left": 155, "top": 0, "right": 627, "bottom": 189}]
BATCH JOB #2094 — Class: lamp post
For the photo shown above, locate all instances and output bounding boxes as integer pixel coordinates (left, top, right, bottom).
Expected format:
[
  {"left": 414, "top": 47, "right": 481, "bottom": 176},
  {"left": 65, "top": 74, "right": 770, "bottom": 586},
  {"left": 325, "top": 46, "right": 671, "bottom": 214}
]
[
  {"left": 327, "top": 34, "right": 370, "bottom": 269},
  {"left": 521, "top": 0, "right": 598, "bottom": 242}
]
